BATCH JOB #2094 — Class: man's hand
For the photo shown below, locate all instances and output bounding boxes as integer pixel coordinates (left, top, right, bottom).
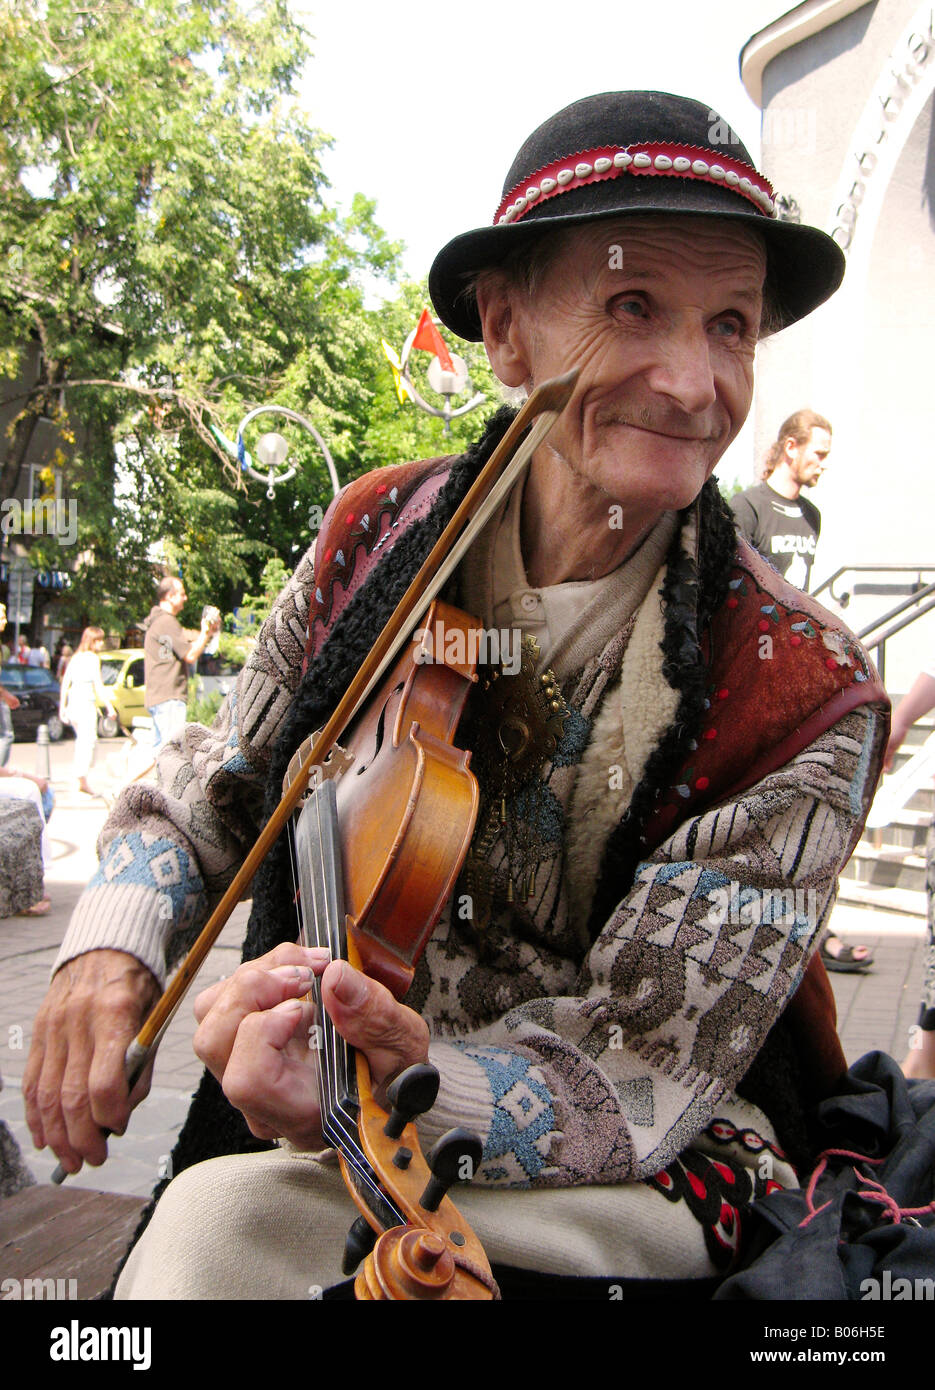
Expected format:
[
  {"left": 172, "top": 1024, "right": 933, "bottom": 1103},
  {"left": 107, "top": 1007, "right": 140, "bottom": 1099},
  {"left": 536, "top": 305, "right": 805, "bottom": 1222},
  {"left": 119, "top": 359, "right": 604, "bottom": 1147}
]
[
  {"left": 192, "top": 943, "right": 430, "bottom": 1151},
  {"left": 0, "top": 686, "right": 20, "bottom": 710},
  {"left": 24, "top": 950, "right": 161, "bottom": 1174}
]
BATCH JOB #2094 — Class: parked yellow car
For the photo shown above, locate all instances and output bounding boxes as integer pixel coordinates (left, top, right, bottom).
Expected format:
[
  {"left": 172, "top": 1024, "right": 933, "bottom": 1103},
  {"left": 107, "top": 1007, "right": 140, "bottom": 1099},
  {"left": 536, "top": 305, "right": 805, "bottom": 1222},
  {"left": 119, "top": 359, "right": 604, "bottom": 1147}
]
[{"left": 97, "top": 648, "right": 146, "bottom": 736}]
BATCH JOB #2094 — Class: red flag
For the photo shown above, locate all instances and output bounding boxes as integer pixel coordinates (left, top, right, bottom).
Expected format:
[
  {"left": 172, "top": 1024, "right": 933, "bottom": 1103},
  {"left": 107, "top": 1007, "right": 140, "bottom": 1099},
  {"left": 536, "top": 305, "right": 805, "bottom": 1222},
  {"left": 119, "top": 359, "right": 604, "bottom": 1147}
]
[{"left": 411, "top": 309, "right": 455, "bottom": 373}]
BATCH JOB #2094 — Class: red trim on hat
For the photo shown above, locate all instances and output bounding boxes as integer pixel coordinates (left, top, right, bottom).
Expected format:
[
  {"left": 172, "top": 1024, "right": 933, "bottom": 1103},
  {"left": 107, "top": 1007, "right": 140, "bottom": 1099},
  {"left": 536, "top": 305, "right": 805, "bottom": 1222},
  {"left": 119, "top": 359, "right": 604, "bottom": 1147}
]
[{"left": 493, "top": 143, "right": 776, "bottom": 227}]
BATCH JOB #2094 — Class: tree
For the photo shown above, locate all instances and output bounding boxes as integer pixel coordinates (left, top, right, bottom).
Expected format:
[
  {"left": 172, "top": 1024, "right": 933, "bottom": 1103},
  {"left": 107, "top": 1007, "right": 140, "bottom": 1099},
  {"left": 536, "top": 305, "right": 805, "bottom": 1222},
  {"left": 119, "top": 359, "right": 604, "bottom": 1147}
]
[{"left": 0, "top": 0, "right": 400, "bottom": 628}]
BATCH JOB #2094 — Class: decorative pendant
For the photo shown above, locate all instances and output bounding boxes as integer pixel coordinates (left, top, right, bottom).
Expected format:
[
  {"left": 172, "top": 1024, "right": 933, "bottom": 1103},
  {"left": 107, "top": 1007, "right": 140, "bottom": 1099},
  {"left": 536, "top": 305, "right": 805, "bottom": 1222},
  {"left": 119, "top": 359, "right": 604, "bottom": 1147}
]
[{"left": 461, "top": 635, "right": 569, "bottom": 931}]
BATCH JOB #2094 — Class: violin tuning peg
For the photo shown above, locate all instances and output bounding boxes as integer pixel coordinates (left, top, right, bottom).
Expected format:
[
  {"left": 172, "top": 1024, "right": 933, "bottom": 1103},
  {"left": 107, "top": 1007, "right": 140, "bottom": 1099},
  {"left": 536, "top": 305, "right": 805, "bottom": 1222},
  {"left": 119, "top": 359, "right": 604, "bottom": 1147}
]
[
  {"left": 383, "top": 1062, "right": 440, "bottom": 1139},
  {"left": 419, "top": 1127, "right": 484, "bottom": 1213},
  {"left": 343, "top": 1214, "right": 378, "bottom": 1275}
]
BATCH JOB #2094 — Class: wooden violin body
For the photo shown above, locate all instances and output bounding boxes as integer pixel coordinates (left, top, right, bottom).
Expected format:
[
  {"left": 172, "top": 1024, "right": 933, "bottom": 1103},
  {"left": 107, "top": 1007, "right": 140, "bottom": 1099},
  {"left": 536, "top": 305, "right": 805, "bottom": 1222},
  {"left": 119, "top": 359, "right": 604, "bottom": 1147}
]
[{"left": 336, "top": 605, "right": 480, "bottom": 1000}]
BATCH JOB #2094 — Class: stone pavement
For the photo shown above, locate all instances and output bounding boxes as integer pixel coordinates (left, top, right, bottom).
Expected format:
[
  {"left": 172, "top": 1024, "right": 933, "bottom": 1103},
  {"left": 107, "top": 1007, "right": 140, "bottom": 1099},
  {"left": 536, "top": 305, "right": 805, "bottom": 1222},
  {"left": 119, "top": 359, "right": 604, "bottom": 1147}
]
[
  {"left": 0, "top": 739, "right": 930, "bottom": 1204},
  {"left": 0, "top": 738, "right": 247, "bottom": 1199}
]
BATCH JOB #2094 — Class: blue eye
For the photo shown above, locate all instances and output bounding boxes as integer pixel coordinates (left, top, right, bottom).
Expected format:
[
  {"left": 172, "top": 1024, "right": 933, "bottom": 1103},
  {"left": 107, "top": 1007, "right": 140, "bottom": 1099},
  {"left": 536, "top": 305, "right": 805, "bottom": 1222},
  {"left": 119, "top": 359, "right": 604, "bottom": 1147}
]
[
  {"left": 713, "top": 315, "right": 746, "bottom": 339},
  {"left": 611, "top": 295, "right": 646, "bottom": 318}
]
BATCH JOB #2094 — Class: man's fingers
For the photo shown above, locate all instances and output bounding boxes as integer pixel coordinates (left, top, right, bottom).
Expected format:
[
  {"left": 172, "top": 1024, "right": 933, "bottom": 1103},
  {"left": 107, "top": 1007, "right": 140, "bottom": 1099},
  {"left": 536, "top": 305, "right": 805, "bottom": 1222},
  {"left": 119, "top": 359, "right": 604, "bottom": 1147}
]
[
  {"left": 193, "top": 956, "right": 324, "bottom": 1024},
  {"left": 192, "top": 944, "right": 330, "bottom": 1023},
  {"left": 194, "top": 950, "right": 328, "bottom": 1079},
  {"left": 221, "top": 997, "right": 322, "bottom": 1147},
  {"left": 23, "top": 1013, "right": 50, "bottom": 1149},
  {"left": 24, "top": 951, "right": 159, "bottom": 1169},
  {"left": 321, "top": 961, "right": 430, "bottom": 1093},
  {"left": 35, "top": 1025, "right": 92, "bottom": 1174}
]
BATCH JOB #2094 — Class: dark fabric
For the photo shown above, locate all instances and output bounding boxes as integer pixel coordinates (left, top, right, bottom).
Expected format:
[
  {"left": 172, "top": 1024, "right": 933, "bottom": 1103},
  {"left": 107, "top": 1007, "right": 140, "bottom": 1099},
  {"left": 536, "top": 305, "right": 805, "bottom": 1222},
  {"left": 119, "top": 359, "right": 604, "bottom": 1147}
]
[
  {"left": 716, "top": 1052, "right": 935, "bottom": 1300},
  {"left": 730, "top": 482, "right": 821, "bottom": 591}
]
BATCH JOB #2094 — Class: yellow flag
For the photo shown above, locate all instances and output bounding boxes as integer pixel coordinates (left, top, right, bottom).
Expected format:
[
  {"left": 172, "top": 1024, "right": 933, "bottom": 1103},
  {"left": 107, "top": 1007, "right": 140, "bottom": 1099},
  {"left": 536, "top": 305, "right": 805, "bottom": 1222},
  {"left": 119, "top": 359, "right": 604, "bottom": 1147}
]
[{"left": 381, "top": 338, "right": 412, "bottom": 405}]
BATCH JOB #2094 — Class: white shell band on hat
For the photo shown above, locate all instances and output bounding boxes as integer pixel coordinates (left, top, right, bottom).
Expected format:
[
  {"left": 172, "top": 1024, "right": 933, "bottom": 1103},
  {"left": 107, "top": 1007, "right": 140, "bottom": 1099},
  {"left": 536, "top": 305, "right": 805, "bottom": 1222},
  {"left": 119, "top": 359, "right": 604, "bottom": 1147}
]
[{"left": 494, "top": 141, "right": 777, "bottom": 226}]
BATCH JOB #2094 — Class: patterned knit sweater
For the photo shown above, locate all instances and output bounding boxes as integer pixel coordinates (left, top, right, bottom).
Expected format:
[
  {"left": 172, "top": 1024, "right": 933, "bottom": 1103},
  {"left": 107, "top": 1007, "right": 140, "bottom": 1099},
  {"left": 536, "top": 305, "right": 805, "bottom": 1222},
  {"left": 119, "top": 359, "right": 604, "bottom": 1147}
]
[{"left": 57, "top": 412, "right": 887, "bottom": 1201}]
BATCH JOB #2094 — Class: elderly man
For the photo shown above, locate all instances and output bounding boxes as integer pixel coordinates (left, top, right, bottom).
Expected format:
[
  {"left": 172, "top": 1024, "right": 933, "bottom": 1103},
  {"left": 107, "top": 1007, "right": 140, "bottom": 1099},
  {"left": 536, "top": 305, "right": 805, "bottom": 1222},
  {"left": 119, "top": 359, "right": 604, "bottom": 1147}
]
[{"left": 27, "top": 92, "right": 886, "bottom": 1298}]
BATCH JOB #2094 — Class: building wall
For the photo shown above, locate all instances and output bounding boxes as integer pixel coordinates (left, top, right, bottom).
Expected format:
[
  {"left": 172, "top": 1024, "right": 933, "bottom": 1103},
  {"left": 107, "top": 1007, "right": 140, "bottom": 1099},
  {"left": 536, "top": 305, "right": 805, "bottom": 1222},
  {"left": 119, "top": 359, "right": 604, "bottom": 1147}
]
[{"left": 748, "top": 0, "right": 935, "bottom": 689}]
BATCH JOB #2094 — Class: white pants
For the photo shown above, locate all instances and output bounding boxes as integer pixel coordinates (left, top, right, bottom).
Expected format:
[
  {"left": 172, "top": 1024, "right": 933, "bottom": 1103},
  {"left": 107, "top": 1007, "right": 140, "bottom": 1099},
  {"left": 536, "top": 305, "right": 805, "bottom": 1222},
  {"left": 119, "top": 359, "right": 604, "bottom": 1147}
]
[
  {"left": 69, "top": 702, "right": 98, "bottom": 779},
  {"left": 112, "top": 1145, "right": 743, "bottom": 1300}
]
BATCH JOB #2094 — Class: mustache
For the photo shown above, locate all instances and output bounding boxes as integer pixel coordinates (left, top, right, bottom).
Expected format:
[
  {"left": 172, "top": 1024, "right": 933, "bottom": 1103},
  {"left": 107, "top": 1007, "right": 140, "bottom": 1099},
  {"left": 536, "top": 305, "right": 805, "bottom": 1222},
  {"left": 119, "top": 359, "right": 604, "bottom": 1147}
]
[{"left": 591, "top": 403, "right": 719, "bottom": 440}]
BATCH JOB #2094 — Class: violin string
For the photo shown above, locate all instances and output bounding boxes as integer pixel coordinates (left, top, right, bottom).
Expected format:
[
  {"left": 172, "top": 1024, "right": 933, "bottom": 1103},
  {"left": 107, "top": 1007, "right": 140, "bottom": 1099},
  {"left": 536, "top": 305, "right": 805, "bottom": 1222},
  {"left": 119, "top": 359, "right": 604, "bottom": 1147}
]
[
  {"left": 291, "top": 809, "right": 389, "bottom": 1210},
  {"left": 291, "top": 785, "right": 404, "bottom": 1227},
  {"left": 309, "top": 784, "right": 405, "bottom": 1226}
]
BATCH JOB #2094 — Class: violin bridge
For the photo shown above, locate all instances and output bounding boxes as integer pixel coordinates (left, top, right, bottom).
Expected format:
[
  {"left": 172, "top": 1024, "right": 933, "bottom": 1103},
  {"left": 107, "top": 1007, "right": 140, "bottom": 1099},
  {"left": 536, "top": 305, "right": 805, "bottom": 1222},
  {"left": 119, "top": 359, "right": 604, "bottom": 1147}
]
[{"left": 283, "top": 732, "right": 354, "bottom": 798}]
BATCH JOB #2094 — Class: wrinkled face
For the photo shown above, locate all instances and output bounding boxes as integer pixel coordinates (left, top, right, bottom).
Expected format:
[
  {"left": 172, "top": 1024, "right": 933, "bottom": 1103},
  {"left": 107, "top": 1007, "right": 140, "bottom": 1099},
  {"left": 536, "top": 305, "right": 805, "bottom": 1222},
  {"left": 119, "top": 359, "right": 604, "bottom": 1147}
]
[
  {"left": 787, "top": 427, "right": 830, "bottom": 488},
  {"left": 481, "top": 217, "right": 766, "bottom": 514}
]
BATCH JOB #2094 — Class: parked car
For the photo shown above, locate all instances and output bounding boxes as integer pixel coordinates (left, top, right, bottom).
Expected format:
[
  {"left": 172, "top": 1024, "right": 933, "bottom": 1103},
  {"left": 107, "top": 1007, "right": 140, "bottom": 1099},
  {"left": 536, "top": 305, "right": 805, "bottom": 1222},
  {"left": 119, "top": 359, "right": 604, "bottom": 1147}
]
[
  {"left": 192, "top": 659, "right": 242, "bottom": 701},
  {"left": 0, "top": 664, "right": 66, "bottom": 741},
  {"left": 98, "top": 648, "right": 146, "bottom": 737}
]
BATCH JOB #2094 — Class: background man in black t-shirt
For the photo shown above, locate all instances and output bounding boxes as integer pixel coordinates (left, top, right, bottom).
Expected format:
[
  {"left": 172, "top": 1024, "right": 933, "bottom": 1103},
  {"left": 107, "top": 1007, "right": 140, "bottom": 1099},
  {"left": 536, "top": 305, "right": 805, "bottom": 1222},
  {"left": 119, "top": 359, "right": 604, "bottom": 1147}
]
[
  {"left": 732, "top": 410, "right": 872, "bottom": 973},
  {"left": 730, "top": 408, "right": 831, "bottom": 593}
]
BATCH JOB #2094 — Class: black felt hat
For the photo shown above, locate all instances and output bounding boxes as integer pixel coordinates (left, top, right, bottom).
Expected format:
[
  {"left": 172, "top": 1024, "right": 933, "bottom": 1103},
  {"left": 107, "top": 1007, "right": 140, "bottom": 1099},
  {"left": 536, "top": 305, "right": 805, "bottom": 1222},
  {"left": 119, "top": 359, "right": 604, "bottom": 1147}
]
[{"left": 429, "top": 90, "right": 844, "bottom": 341}]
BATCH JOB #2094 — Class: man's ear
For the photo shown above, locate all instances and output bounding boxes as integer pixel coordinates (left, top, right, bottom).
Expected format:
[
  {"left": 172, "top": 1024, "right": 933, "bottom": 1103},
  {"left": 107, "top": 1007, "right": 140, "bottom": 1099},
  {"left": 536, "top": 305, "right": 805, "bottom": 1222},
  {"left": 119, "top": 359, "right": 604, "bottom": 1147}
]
[{"left": 474, "top": 272, "right": 530, "bottom": 389}]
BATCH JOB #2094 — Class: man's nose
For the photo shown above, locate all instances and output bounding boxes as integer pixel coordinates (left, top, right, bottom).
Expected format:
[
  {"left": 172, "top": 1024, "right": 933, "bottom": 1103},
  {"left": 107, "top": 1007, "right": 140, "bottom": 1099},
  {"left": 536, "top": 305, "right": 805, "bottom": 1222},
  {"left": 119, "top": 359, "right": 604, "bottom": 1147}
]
[{"left": 643, "top": 322, "right": 717, "bottom": 414}]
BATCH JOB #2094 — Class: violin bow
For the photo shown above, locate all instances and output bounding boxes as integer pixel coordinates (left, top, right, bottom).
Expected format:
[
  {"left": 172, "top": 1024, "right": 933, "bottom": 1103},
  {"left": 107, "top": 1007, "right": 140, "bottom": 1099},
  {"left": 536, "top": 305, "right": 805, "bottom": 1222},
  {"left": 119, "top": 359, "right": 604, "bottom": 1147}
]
[{"left": 51, "top": 367, "right": 578, "bottom": 1184}]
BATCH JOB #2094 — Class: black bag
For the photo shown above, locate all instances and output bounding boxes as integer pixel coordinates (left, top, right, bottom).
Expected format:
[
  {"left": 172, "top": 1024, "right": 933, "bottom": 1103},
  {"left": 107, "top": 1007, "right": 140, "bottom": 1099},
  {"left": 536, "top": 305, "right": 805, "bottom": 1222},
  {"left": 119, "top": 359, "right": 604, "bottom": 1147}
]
[{"left": 716, "top": 1052, "right": 935, "bottom": 1300}]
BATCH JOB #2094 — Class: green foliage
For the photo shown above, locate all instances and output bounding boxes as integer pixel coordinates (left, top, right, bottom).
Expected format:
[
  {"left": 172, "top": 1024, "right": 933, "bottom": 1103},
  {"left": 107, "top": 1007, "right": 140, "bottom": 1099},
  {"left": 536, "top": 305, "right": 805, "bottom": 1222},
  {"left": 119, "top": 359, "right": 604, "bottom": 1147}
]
[
  {"left": 0, "top": 1, "right": 504, "bottom": 630},
  {"left": 186, "top": 675, "right": 224, "bottom": 726},
  {"left": 356, "top": 281, "right": 502, "bottom": 475},
  {"left": 717, "top": 476, "right": 745, "bottom": 502},
  {"left": 0, "top": 0, "right": 401, "bottom": 620},
  {"left": 230, "top": 555, "right": 291, "bottom": 636}
]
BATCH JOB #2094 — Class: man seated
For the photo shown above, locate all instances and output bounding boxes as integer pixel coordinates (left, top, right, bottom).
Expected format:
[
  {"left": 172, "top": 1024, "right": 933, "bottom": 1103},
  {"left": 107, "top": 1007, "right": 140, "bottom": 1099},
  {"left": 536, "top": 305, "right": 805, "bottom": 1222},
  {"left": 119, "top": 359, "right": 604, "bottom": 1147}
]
[{"left": 25, "top": 91, "right": 887, "bottom": 1298}]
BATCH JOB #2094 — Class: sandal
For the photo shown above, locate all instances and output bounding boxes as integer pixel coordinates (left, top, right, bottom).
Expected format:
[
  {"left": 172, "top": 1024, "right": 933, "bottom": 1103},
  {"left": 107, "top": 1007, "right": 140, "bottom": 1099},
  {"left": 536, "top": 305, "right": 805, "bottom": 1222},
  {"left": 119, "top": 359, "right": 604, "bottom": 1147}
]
[
  {"left": 820, "top": 936, "right": 873, "bottom": 973},
  {"left": 16, "top": 898, "right": 51, "bottom": 917}
]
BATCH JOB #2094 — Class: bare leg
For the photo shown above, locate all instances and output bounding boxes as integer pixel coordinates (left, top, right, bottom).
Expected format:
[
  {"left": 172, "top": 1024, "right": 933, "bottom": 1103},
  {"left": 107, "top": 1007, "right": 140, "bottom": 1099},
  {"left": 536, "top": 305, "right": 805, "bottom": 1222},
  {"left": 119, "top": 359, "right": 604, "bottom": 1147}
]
[{"left": 902, "top": 1027, "right": 935, "bottom": 1080}]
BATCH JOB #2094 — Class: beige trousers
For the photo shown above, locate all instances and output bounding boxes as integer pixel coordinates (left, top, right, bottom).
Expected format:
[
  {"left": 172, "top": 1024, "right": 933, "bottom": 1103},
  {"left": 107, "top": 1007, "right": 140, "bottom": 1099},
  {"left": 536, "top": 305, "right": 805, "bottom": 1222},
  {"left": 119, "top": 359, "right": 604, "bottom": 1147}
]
[{"left": 114, "top": 1146, "right": 732, "bottom": 1300}]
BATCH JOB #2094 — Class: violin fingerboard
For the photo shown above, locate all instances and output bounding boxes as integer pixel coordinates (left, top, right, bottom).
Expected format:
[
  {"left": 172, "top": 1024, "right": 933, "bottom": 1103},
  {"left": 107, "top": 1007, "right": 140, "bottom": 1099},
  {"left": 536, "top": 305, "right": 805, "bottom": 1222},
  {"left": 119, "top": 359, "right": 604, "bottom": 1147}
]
[
  {"left": 289, "top": 789, "right": 406, "bottom": 1234},
  {"left": 293, "top": 784, "right": 355, "bottom": 1115}
]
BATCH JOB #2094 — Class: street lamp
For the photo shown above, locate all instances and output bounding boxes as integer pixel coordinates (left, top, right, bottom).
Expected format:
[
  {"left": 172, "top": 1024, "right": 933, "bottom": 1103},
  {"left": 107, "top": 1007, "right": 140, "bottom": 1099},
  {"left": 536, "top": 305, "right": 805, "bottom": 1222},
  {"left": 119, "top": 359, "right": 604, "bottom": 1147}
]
[
  {"left": 235, "top": 405, "right": 341, "bottom": 500},
  {"left": 396, "top": 325, "right": 486, "bottom": 434}
]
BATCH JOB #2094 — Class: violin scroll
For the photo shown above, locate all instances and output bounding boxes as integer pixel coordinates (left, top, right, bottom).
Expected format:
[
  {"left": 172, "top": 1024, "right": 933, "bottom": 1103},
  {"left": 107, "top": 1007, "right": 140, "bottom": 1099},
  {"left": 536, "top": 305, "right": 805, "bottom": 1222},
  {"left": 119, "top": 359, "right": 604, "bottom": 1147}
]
[{"left": 342, "top": 1046, "right": 498, "bottom": 1299}]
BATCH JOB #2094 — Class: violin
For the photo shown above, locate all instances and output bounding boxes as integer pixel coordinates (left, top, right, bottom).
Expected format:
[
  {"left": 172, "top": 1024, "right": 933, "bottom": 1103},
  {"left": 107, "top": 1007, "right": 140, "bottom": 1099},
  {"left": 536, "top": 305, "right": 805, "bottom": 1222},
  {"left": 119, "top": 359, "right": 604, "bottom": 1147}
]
[
  {"left": 51, "top": 370, "right": 578, "bottom": 1300},
  {"left": 284, "top": 600, "right": 496, "bottom": 1299}
]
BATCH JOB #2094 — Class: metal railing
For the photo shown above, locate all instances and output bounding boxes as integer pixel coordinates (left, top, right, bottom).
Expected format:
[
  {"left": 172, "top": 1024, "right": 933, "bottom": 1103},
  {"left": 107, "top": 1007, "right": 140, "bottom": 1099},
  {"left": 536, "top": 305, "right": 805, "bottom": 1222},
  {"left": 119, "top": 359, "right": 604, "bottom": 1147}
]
[{"left": 811, "top": 565, "right": 935, "bottom": 685}]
